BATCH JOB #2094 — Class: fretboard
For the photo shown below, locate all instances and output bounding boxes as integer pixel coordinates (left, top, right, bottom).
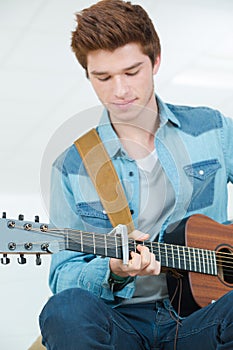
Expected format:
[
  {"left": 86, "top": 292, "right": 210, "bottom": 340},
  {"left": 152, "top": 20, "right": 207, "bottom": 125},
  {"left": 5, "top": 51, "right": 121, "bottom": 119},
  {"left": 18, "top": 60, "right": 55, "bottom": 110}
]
[{"left": 65, "top": 230, "right": 218, "bottom": 276}]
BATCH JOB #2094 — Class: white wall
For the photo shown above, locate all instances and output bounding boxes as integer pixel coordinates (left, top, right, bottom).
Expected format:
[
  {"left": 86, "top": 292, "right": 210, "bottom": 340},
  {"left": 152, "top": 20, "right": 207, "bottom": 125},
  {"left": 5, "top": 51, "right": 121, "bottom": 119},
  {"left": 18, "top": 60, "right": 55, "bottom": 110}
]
[{"left": 0, "top": 1, "right": 232, "bottom": 349}]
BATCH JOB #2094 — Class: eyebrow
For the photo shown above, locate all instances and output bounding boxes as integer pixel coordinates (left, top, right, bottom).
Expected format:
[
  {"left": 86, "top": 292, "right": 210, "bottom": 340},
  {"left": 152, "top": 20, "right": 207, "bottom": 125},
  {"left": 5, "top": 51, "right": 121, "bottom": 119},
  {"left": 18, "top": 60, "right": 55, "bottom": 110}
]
[{"left": 90, "top": 62, "right": 143, "bottom": 76}]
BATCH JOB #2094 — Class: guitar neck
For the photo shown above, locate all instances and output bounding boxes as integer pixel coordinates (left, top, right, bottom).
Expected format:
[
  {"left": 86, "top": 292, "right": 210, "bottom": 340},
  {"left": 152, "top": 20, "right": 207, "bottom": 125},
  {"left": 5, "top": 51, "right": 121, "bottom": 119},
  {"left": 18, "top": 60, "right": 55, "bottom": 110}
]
[
  {"left": 66, "top": 230, "right": 218, "bottom": 276},
  {"left": 0, "top": 216, "right": 219, "bottom": 276}
]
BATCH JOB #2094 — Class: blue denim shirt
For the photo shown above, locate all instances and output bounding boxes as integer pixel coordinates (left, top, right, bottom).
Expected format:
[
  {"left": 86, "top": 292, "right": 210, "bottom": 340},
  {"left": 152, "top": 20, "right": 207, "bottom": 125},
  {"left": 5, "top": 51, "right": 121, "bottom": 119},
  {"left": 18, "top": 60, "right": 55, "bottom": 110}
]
[{"left": 49, "top": 96, "right": 233, "bottom": 304}]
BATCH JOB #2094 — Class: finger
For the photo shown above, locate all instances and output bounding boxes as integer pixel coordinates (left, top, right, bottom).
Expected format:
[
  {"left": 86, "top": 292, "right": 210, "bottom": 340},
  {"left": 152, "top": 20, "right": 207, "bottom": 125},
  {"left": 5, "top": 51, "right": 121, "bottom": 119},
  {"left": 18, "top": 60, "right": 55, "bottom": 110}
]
[
  {"left": 124, "top": 251, "right": 143, "bottom": 276},
  {"left": 128, "top": 229, "right": 149, "bottom": 241},
  {"left": 136, "top": 244, "right": 151, "bottom": 268},
  {"left": 138, "top": 255, "right": 161, "bottom": 276}
]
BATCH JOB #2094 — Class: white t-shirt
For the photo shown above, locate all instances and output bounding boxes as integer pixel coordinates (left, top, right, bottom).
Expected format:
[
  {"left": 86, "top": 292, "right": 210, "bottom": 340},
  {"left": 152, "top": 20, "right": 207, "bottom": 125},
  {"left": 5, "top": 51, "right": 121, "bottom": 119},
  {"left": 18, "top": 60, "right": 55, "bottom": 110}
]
[{"left": 122, "top": 149, "right": 175, "bottom": 304}]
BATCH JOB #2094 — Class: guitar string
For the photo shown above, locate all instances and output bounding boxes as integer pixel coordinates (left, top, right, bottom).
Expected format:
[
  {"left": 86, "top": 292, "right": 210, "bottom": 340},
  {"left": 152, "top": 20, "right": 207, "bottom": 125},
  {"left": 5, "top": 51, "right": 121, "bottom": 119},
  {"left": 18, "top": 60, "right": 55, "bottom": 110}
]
[
  {"left": 11, "top": 225, "right": 233, "bottom": 269},
  {"left": 45, "top": 226, "right": 233, "bottom": 268},
  {"left": 8, "top": 225, "right": 233, "bottom": 274},
  {"left": 12, "top": 223, "right": 233, "bottom": 265}
]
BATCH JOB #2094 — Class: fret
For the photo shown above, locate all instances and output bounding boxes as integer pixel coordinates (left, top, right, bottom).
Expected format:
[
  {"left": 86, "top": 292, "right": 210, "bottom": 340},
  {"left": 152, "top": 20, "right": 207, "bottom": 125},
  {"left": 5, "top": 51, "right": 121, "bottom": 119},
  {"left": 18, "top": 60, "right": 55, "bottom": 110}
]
[
  {"left": 204, "top": 250, "right": 207, "bottom": 274},
  {"left": 182, "top": 246, "right": 186, "bottom": 270},
  {"left": 171, "top": 245, "right": 175, "bottom": 268},
  {"left": 188, "top": 247, "right": 192, "bottom": 270},
  {"left": 210, "top": 250, "right": 214, "bottom": 275},
  {"left": 193, "top": 247, "right": 197, "bottom": 271},
  {"left": 203, "top": 249, "right": 207, "bottom": 274},
  {"left": 134, "top": 240, "right": 137, "bottom": 252},
  {"left": 158, "top": 243, "right": 161, "bottom": 263},
  {"left": 208, "top": 250, "right": 212, "bottom": 275},
  {"left": 197, "top": 248, "right": 201, "bottom": 272},
  {"left": 172, "top": 245, "right": 178, "bottom": 269},
  {"left": 177, "top": 246, "right": 181, "bottom": 269},
  {"left": 213, "top": 251, "right": 217, "bottom": 275},
  {"left": 165, "top": 244, "right": 168, "bottom": 267},
  {"left": 187, "top": 246, "right": 191, "bottom": 270},
  {"left": 207, "top": 250, "right": 212, "bottom": 275},
  {"left": 184, "top": 247, "right": 190, "bottom": 270},
  {"left": 209, "top": 250, "right": 217, "bottom": 275},
  {"left": 208, "top": 250, "right": 215, "bottom": 275},
  {"left": 200, "top": 249, "right": 206, "bottom": 273},
  {"left": 198, "top": 248, "right": 202, "bottom": 272},
  {"left": 205, "top": 249, "right": 208, "bottom": 274},
  {"left": 209, "top": 250, "right": 213, "bottom": 275},
  {"left": 82, "top": 232, "right": 90, "bottom": 253},
  {"left": 168, "top": 245, "right": 174, "bottom": 268},
  {"left": 152, "top": 242, "right": 158, "bottom": 260},
  {"left": 150, "top": 241, "right": 153, "bottom": 254}
]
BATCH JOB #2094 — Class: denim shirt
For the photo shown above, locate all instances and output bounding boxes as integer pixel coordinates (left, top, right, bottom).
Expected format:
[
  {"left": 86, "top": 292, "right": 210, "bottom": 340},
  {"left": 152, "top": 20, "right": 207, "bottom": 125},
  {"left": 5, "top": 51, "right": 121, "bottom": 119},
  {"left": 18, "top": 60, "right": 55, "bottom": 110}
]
[{"left": 49, "top": 96, "right": 233, "bottom": 304}]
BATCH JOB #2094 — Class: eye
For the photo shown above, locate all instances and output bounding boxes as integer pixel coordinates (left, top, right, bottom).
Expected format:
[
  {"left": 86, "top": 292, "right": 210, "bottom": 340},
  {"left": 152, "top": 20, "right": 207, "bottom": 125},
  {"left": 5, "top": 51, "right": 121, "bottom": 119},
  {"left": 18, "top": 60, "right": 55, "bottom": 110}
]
[
  {"left": 97, "top": 76, "right": 110, "bottom": 82},
  {"left": 126, "top": 69, "right": 139, "bottom": 77}
]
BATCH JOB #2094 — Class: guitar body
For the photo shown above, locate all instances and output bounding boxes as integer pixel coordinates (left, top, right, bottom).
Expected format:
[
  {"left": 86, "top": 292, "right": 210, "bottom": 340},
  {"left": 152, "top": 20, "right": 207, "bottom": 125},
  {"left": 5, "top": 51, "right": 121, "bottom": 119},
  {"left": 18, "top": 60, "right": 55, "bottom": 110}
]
[{"left": 165, "top": 214, "right": 233, "bottom": 316}]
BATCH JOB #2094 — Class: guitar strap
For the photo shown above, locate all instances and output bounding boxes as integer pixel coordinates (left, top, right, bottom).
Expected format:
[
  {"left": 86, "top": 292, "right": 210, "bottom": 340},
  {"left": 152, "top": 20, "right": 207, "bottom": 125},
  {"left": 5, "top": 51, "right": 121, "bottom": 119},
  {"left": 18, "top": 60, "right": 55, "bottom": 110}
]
[{"left": 74, "top": 128, "right": 135, "bottom": 233}]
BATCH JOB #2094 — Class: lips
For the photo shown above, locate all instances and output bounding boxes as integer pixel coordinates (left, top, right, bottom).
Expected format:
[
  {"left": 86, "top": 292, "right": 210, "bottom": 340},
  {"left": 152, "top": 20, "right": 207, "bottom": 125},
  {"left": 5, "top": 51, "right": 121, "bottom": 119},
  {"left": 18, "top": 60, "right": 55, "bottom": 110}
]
[{"left": 112, "top": 98, "right": 137, "bottom": 108}]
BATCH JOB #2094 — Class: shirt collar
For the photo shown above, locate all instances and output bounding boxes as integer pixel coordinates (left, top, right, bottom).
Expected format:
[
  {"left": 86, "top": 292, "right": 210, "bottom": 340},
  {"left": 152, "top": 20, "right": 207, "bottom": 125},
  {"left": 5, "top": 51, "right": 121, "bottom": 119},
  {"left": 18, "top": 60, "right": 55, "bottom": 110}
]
[
  {"left": 156, "top": 95, "right": 181, "bottom": 127},
  {"left": 97, "top": 109, "right": 123, "bottom": 159}
]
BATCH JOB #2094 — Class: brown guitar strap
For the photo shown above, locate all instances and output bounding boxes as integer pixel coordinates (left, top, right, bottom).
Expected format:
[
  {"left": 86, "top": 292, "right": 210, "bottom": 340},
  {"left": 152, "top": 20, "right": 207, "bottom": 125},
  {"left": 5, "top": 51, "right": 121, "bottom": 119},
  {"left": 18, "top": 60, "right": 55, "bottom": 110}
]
[{"left": 74, "top": 128, "right": 135, "bottom": 233}]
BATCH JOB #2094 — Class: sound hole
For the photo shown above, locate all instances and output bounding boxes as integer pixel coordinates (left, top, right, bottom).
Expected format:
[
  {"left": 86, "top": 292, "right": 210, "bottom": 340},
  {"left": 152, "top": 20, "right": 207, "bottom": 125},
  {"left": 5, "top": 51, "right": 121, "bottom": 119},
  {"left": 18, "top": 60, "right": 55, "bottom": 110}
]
[{"left": 217, "top": 246, "right": 233, "bottom": 285}]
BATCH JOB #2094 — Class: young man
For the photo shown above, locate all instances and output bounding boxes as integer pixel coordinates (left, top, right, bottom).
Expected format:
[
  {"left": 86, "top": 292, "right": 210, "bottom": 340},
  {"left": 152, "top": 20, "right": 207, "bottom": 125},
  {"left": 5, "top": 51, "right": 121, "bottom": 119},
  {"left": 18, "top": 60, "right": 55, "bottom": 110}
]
[{"left": 39, "top": 1, "right": 233, "bottom": 349}]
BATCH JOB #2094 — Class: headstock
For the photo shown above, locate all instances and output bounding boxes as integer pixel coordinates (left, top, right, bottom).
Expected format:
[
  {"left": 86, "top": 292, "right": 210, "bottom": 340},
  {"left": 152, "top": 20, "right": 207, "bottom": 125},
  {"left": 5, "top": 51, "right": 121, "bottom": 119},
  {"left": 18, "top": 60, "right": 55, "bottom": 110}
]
[{"left": 0, "top": 212, "right": 63, "bottom": 265}]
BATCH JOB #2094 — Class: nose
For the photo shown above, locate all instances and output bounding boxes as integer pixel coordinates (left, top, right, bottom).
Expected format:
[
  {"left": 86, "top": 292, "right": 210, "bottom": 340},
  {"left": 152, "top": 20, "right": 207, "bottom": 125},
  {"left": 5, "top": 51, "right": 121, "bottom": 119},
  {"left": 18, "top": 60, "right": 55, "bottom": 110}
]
[{"left": 113, "top": 76, "right": 129, "bottom": 98}]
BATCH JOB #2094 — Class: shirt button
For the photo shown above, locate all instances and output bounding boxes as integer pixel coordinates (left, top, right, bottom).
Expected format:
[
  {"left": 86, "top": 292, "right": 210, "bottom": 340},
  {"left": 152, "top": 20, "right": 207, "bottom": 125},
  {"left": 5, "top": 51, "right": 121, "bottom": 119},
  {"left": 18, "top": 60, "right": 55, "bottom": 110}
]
[
  {"left": 198, "top": 169, "right": 204, "bottom": 175},
  {"left": 103, "top": 210, "right": 107, "bottom": 214},
  {"left": 129, "top": 171, "right": 134, "bottom": 176}
]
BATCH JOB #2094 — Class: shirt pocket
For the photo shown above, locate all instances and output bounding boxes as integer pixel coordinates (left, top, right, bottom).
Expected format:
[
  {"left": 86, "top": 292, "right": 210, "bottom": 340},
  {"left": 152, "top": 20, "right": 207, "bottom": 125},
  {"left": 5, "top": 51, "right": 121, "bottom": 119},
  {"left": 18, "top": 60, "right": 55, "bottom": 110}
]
[
  {"left": 76, "top": 201, "right": 112, "bottom": 232},
  {"left": 183, "top": 159, "right": 221, "bottom": 212}
]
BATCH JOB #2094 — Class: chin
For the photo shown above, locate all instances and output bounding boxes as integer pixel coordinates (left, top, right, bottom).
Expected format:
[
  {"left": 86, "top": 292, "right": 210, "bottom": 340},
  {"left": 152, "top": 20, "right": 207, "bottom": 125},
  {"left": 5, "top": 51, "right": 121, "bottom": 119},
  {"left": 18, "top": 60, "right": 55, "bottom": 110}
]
[{"left": 110, "top": 104, "right": 144, "bottom": 121}]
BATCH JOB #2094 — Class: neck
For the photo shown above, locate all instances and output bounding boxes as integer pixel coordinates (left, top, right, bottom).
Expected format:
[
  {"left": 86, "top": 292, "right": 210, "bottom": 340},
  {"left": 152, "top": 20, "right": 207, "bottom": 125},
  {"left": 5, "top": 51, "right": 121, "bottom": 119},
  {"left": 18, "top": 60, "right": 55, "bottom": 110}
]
[{"left": 111, "top": 104, "right": 159, "bottom": 159}]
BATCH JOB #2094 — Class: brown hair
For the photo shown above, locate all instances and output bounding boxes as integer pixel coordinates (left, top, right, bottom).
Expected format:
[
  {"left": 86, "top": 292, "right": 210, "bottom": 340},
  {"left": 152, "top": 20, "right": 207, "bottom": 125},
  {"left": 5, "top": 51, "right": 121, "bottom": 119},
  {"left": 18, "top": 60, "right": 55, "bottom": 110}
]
[{"left": 71, "top": 0, "right": 161, "bottom": 74}]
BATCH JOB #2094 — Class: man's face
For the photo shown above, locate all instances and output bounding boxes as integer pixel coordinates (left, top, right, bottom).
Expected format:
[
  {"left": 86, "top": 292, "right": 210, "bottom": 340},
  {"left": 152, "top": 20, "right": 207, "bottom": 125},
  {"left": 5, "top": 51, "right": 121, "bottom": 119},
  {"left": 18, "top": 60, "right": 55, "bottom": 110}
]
[{"left": 87, "top": 43, "right": 160, "bottom": 123}]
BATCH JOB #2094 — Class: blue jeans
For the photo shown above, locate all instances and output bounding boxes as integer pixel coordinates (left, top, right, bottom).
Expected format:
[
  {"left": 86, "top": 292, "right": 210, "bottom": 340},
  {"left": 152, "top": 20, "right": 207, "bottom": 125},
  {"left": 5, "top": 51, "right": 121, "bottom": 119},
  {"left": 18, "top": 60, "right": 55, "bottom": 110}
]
[{"left": 39, "top": 288, "right": 233, "bottom": 349}]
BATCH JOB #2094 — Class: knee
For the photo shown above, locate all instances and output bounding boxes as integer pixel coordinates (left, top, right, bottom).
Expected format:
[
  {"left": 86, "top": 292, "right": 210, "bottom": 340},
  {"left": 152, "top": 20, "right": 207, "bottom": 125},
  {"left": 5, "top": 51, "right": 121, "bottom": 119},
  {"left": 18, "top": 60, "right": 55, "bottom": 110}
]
[
  {"left": 40, "top": 288, "right": 94, "bottom": 329},
  {"left": 219, "top": 290, "right": 233, "bottom": 305},
  {"left": 213, "top": 290, "right": 233, "bottom": 320},
  {"left": 39, "top": 288, "right": 109, "bottom": 331}
]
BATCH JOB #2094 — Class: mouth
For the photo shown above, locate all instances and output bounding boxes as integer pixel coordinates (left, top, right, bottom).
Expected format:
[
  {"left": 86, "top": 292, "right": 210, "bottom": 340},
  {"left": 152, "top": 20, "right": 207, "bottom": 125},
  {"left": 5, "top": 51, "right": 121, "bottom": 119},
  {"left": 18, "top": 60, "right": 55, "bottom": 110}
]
[{"left": 112, "top": 98, "right": 137, "bottom": 109}]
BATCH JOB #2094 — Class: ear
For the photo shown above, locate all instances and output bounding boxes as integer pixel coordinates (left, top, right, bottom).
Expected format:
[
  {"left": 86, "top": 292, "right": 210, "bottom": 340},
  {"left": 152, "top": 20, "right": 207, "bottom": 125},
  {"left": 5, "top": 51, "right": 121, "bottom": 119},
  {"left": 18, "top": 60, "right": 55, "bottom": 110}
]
[{"left": 152, "top": 55, "right": 161, "bottom": 75}]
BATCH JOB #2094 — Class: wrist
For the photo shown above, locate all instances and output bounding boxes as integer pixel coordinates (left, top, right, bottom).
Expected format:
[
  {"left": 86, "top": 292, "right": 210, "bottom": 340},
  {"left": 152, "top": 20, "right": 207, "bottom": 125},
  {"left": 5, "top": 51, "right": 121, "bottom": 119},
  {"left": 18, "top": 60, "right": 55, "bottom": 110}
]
[
  {"left": 108, "top": 271, "right": 133, "bottom": 292},
  {"left": 110, "top": 271, "right": 129, "bottom": 281}
]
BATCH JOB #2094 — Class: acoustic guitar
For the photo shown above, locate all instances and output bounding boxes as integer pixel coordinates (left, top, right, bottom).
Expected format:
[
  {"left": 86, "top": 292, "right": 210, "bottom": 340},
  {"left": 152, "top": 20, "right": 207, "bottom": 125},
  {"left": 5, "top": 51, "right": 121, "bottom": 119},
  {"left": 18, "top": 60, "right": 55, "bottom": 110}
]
[{"left": 0, "top": 213, "right": 232, "bottom": 316}]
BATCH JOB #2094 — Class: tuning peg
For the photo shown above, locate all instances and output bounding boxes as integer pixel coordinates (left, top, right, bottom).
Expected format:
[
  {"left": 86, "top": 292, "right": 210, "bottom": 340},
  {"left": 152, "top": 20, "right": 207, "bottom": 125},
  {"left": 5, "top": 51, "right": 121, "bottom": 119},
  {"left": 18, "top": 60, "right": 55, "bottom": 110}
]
[
  {"left": 17, "top": 254, "right": 27, "bottom": 264},
  {"left": 36, "top": 253, "right": 42, "bottom": 266},
  {"left": 1, "top": 254, "right": 10, "bottom": 264},
  {"left": 18, "top": 214, "right": 24, "bottom": 221},
  {"left": 35, "top": 215, "right": 39, "bottom": 222},
  {"left": 2, "top": 212, "right": 6, "bottom": 218}
]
